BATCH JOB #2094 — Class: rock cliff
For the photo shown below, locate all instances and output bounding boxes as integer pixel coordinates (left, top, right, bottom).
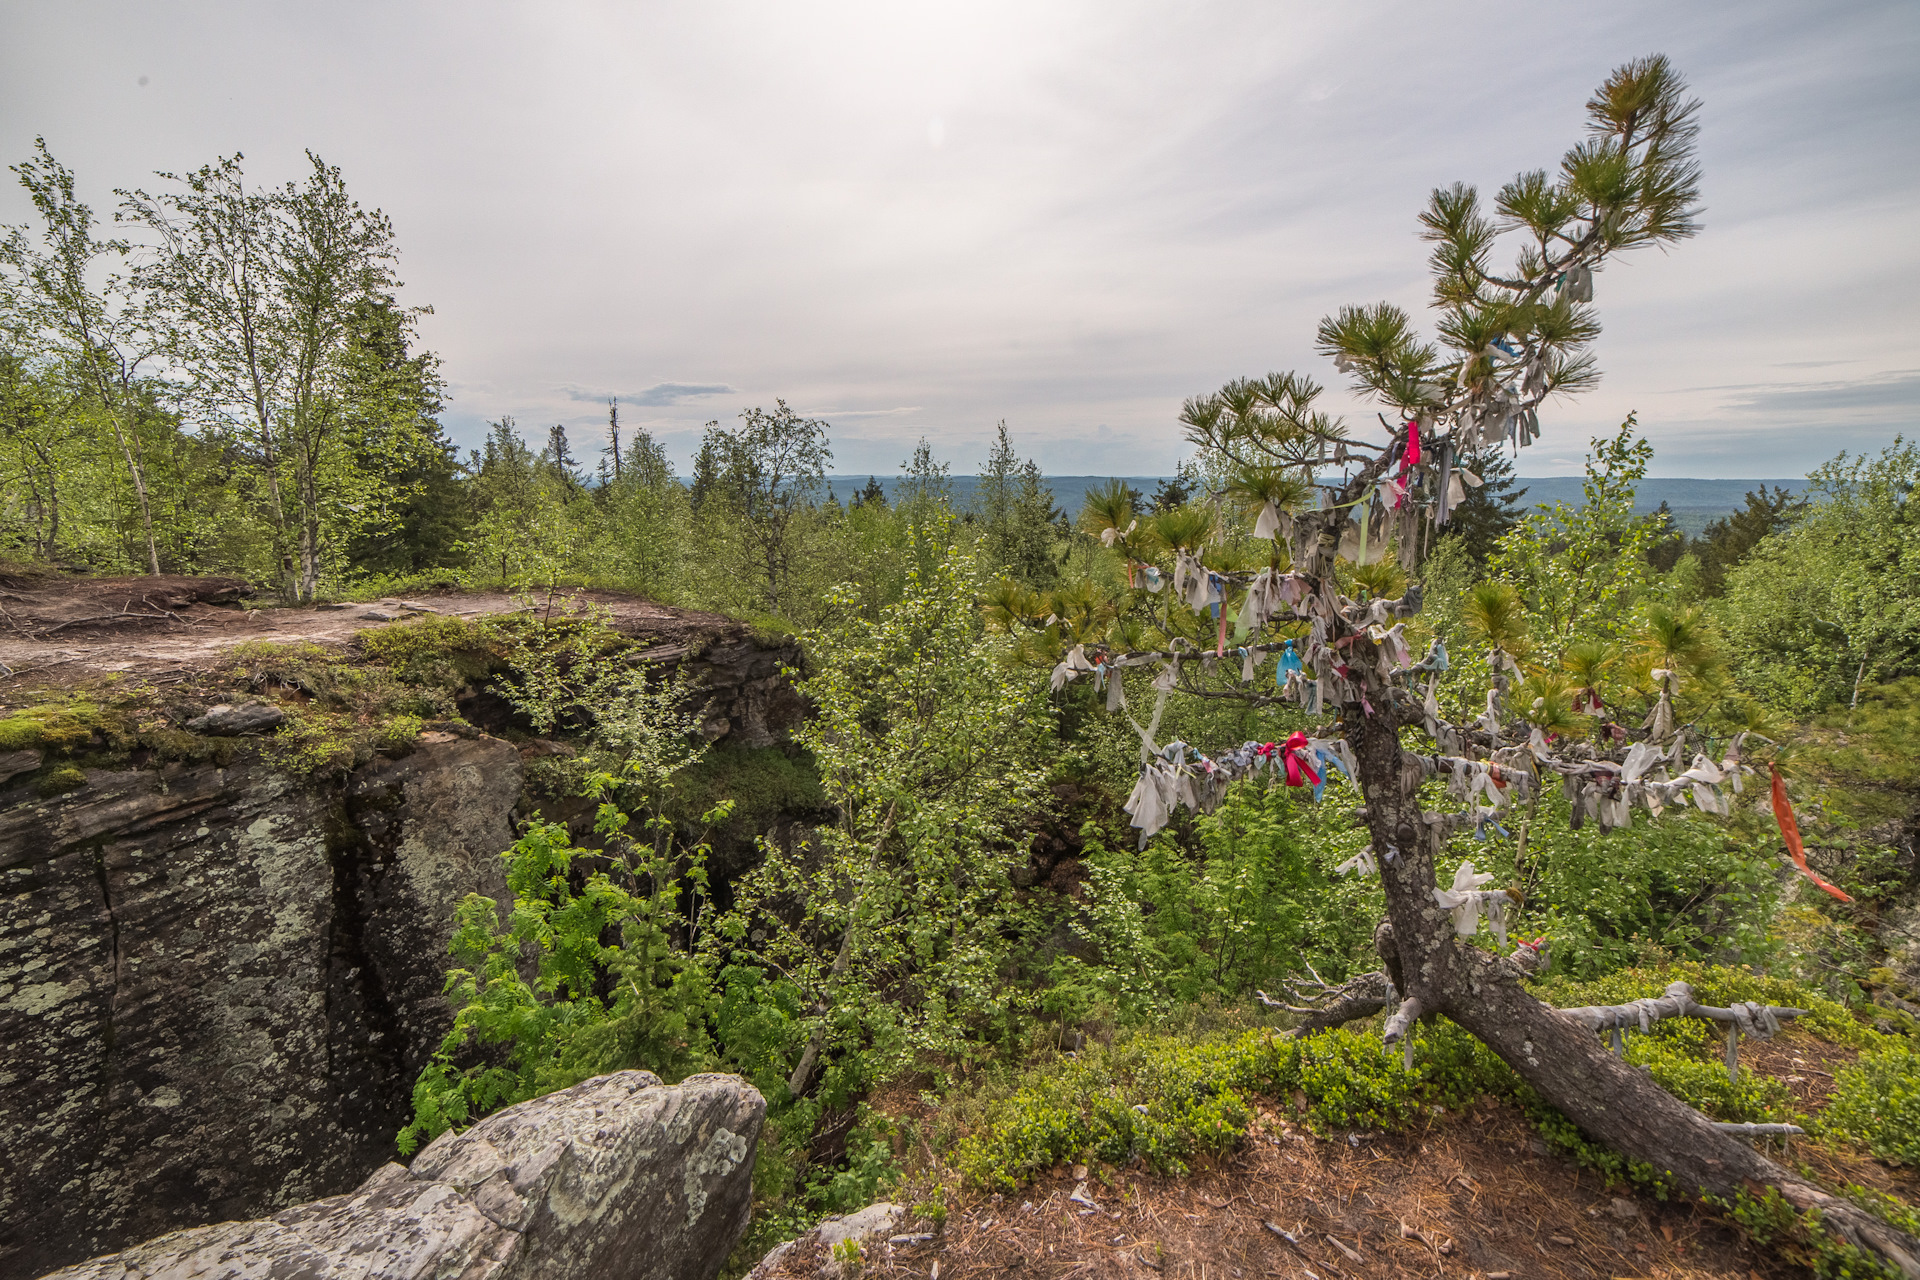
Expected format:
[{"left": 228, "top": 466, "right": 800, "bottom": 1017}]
[
  {"left": 0, "top": 585, "right": 813, "bottom": 1278},
  {"left": 0, "top": 735, "right": 523, "bottom": 1278}
]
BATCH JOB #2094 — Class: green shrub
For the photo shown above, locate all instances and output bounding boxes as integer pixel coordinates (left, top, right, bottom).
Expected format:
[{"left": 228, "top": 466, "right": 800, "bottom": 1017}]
[
  {"left": 1069, "top": 785, "right": 1378, "bottom": 1018},
  {"left": 950, "top": 1020, "right": 1513, "bottom": 1191},
  {"left": 356, "top": 613, "right": 504, "bottom": 681},
  {"left": 1820, "top": 1044, "right": 1920, "bottom": 1166},
  {"left": 1510, "top": 794, "right": 1782, "bottom": 978},
  {"left": 1720, "top": 1186, "right": 1901, "bottom": 1280},
  {"left": 1843, "top": 1185, "right": 1920, "bottom": 1240},
  {"left": 375, "top": 715, "right": 424, "bottom": 754},
  {"left": 265, "top": 709, "right": 368, "bottom": 775},
  {"left": 1622, "top": 1034, "right": 1794, "bottom": 1123}
]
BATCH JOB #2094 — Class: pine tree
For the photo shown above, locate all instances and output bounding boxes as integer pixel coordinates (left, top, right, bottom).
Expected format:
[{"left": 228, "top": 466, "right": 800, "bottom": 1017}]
[
  {"left": 1020, "top": 57, "right": 1914, "bottom": 1267},
  {"left": 1437, "top": 449, "right": 1528, "bottom": 565},
  {"left": 1692, "top": 485, "right": 1805, "bottom": 595}
]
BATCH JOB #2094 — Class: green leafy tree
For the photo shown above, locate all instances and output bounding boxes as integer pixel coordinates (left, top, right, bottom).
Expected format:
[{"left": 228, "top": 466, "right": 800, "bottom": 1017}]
[
  {"left": 896, "top": 437, "right": 952, "bottom": 517},
  {"left": 973, "top": 420, "right": 1061, "bottom": 586},
  {"left": 1721, "top": 440, "right": 1920, "bottom": 714},
  {"left": 1435, "top": 448, "right": 1529, "bottom": 566},
  {"left": 2, "top": 139, "right": 166, "bottom": 573},
  {"left": 696, "top": 400, "right": 832, "bottom": 613},
  {"left": 596, "top": 403, "right": 689, "bottom": 600},
  {"left": 1690, "top": 485, "right": 1806, "bottom": 597},
  {"left": 1011, "top": 57, "right": 1918, "bottom": 1267},
  {"left": 399, "top": 612, "right": 726, "bottom": 1152},
  {"left": 725, "top": 524, "right": 1053, "bottom": 1097},
  {"left": 339, "top": 297, "right": 467, "bottom": 576},
  {"left": 0, "top": 351, "right": 69, "bottom": 558},
  {"left": 125, "top": 151, "right": 423, "bottom": 598},
  {"left": 1489, "top": 417, "right": 1657, "bottom": 658}
]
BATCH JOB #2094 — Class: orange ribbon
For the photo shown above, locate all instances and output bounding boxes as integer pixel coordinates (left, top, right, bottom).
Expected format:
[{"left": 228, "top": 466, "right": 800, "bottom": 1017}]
[{"left": 1770, "top": 763, "right": 1851, "bottom": 903}]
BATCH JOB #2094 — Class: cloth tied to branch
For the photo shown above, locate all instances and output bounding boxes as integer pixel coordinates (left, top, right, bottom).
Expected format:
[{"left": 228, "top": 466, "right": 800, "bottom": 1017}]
[
  {"left": 1049, "top": 643, "right": 1098, "bottom": 692},
  {"left": 1253, "top": 501, "right": 1287, "bottom": 540},
  {"left": 1770, "top": 762, "right": 1853, "bottom": 903},
  {"left": 1281, "top": 730, "right": 1321, "bottom": 789},
  {"left": 1432, "top": 860, "right": 1514, "bottom": 945}
]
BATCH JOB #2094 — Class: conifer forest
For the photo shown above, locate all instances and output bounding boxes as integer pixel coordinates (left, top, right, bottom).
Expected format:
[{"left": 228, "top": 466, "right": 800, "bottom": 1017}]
[{"left": 3, "top": 48, "right": 1919, "bottom": 1280}]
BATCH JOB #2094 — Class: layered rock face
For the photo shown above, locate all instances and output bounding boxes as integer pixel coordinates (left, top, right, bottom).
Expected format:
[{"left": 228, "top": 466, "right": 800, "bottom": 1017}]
[
  {"left": 43, "top": 1071, "right": 765, "bottom": 1280},
  {"left": 0, "top": 736, "right": 524, "bottom": 1278}
]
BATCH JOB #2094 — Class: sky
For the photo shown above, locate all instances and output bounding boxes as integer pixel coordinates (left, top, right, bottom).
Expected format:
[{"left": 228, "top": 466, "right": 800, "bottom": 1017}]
[{"left": 2, "top": 1, "right": 1915, "bottom": 478}]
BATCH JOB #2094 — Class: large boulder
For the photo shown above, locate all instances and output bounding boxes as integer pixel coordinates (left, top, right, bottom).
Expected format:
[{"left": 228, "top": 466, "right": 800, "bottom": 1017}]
[{"left": 42, "top": 1071, "right": 765, "bottom": 1280}]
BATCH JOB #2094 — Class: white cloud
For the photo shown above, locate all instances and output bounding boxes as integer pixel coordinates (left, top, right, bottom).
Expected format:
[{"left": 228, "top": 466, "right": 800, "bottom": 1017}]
[{"left": 1, "top": 0, "right": 1913, "bottom": 479}]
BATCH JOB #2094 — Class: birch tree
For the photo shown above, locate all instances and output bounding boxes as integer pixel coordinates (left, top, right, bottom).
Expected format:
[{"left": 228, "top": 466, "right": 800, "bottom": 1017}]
[
  {"left": 125, "top": 152, "right": 412, "bottom": 599},
  {"left": 2, "top": 139, "right": 164, "bottom": 574}
]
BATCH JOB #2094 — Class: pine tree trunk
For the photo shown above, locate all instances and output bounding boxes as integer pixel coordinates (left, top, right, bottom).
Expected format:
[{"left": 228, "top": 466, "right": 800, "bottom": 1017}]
[{"left": 1338, "top": 625, "right": 1920, "bottom": 1274}]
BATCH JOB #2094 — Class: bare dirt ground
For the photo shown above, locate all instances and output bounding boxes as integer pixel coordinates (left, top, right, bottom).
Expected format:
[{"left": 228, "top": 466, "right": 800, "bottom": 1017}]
[
  {"left": 765, "top": 1032, "right": 1914, "bottom": 1280},
  {"left": 0, "top": 572, "right": 747, "bottom": 703}
]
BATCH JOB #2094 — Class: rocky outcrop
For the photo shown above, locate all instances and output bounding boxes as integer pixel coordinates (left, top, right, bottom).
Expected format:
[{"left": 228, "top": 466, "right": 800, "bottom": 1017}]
[
  {"left": 43, "top": 1070, "right": 765, "bottom": 1280},
  {"left": 748, "top": 1203, "right": 909, "bottom": 1279},
  {"left": 0, "top": 735, "right": 524, "bottom": 1278},
  {"left": 636, "top": 631, "right": 807, "bottom": 749}
]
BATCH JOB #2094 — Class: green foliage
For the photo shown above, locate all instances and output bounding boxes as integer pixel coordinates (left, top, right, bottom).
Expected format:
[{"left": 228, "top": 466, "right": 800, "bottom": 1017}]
[
  {"left": 1529, "top": 962, "right": 1877, "bottom": 1049},
  {"left": 1512, "top": 796, "right": 1783, "bottom": 977},
  {"left": 0, "top": 701, "right": 98, "bottom": 753},
  {"left": 1843, "top": 1186, "right": 1920, "bottom": 1243},
  {"left": 1662, "top": 485, "right": 1806, "bottom": 597},
  {"left": 724, "top": 525, "right": 1055, "bottom": 1088},
  {"left": 1621, "top": 1034, "right": 1794, "bottom": 1122},
  {"left": 1067, "top": 786, "right": 1376, "bottom": 1015},
  {"left": 1488, "top": 418, "right": 1658, "bottom": 657},
  {"left": 1797, "top": 678, "right": 1920, "bottom": 831},
  {"left": 1819, "top": 1044, "right": 1920, "bottom": 1166},
  {"left": 1719, "top": 1187, "right": 1902, "bottom": 1280},
  {"left": 398, "top": 796, "right": 724, "bottom": 1155},
  {"left": 973, "top": 421, "right": 1062, "bottom": 587},
  {"left": 950, "top": 1021, "right": 1513, "bottom": 1191},
  {"left": 36, "top": 765, "right": 86, "bottom": 796},
  {"left": 211, "top": 628, "right": 496, "bottom": 774},
  {"left": 669, "top": 741, "right": 828, "bottom": 849},
  {"left": 1721, "top": 440, "right": 1920, "bottom": 716},
  {"left": 124, "top": 152, "right": 431, "bottom": 599},
  {"left": 355, "top": 612, "right": 502, "bottom": 677},
  {"left": 693, "top": 401, "right": 831, "bottom": 613},
  {"left": 1433, "top": 450, "right": 1529, "bottom": 567}
]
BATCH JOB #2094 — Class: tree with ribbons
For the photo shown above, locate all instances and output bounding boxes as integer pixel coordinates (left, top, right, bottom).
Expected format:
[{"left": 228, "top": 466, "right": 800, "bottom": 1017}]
[{"left": 989, "top": 56, "right": 1917, "bottom": 1274}]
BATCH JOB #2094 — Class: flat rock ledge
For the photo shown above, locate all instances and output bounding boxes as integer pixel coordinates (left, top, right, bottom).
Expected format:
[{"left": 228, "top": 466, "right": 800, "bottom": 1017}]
[{"left": 42, "top": 1071, "right": 765, "bottom": 1280}]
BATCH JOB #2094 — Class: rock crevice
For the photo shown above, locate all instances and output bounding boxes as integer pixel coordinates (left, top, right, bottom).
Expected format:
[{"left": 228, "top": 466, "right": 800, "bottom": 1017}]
[{"left": 0, "top": 737, "right": 524, "bottom": 1278}]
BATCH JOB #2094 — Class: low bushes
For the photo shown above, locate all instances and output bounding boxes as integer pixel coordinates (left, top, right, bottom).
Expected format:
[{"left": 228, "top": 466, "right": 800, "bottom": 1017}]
[
  {"left": 948, "top": 966, "right": 1883, "bottom": 1194},
  {"left": 1820, "top": 1044, "right": 1920, "bottom": 1166}
]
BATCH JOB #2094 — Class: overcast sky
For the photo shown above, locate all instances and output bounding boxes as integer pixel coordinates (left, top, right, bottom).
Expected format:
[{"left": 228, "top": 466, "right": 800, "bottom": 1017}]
[{"left": 3, "top": 1, "right": 1915, "bottom": 478}]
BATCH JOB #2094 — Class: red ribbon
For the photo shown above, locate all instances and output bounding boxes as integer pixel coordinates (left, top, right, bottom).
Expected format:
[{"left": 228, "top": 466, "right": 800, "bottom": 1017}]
[
  {"left": 1393, "top": 423, "right": 1422, "bottom": 509},
  {"left": 1282, "top": 731, "right": 1321, "bottom": 788},
  {"left": 1770, "top": 764, "right": 1852, "bottom": 903}
]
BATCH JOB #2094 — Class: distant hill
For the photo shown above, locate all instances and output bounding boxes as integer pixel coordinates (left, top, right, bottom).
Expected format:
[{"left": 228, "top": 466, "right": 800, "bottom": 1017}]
[
  {"left": 1507, "top": 477, "right": 1805, "bottom": 535},
  {"left": 826, "top": 474, "right": 1805, "bottom": 537},
  {"left": 825, "top": 475, "right": 1167, "bottom": 517}
]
